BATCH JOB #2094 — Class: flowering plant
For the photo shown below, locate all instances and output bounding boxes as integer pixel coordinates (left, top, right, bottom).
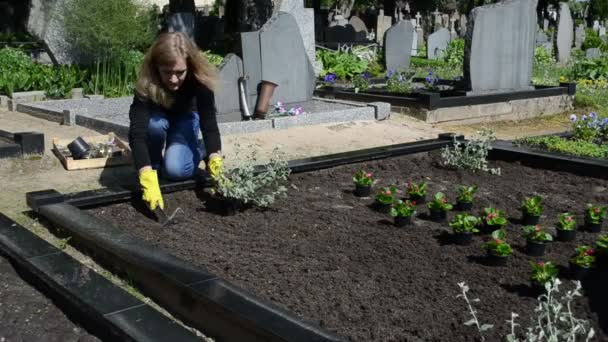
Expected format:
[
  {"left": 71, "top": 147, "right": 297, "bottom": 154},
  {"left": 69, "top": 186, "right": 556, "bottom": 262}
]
[
  {"left": 522, "top": 225, "right": 553, "bottom": 243},
  {"left": 569, "top": 112, "right": 608, "bottom": 143},
  {"left": 390, "top": 200, "right": 417, "bottom": 218},
  {"left": 596, "top": 235, "right": 608, "bottom": 255},
  {"left": 424, "top": 70, "right": 439, "bottom": 91},
  {"left": 352, "top": 170, "right": 374, "bottom": 186},
  {"left": 570, "top": 245, "right": 596, "bottom": 268},
  {"left": 406, "top": 181, "right": 427, "bottom": 198},
  {"left": 427, "top": 192, "right": 453, "bottom": 212},
  {"left": 483, "top": 229, "right": 512, "bottom": 256},
  {"left": 521, "top": 195, "right": 543, "bottom": 216},
  {"left": 273, "top": 102, "right": 305, "bottom": 116},
  {"left": 585, "top": 203, "right": 607, "bottom": 224},
  {"left": 352, "top": 72, "right": 370, "bottom": 92},
  {"left": 323, "top": 73, "right": 337, "bottom": 84},
  {"left": 449, "top": 214, "right": 480, "bottom": 234},
  {"left": 375, "top": 186, "right": 397, "bottom": 205},
  {"left": 457, "top": 185, "right": 477, "bottom": 203},
  {"left": 557, "top": 212, "right": 577, "bottom": 231},
  {"left": 529, "top": 261, "right": 559, "bottom": 285},
  {"left": 386, "top": 69, "right": 415, "bottom": 94},
  {"left": 483, "top": 207, "right": 508, "bottom": 227}
]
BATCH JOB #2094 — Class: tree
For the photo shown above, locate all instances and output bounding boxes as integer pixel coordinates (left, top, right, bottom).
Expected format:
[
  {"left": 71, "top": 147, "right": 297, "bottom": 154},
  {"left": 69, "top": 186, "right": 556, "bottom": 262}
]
[
  {"left": 589, "top": 0, "right": 608, "bottom": 20},
  {"left": 169, "top": 0, "right": 195, "bottom": 12}
]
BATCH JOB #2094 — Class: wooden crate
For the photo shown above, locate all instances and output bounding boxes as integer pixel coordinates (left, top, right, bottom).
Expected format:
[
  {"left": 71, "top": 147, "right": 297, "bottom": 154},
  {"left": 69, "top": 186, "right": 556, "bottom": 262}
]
[{"left": 53, "top": 132, "right": 132, "bottom": 170}]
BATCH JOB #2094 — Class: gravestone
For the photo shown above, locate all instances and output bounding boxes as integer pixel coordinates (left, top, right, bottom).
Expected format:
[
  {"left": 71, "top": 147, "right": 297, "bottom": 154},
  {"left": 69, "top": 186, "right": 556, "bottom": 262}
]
[
  {"left": 459, "top": 14, "right": 467, "bottom": 36},
  {"left": 433, "top": 8, "right": 442, "bottom": 31},
  {"left": 259, "top": 12, "right": 315, "bottom": 104},
  {"left": 376, "top": 10, "right": 393, "bottom": 45},
  {"left": 278, "top": 0, "right": 317, "bottom": 76},
  {"left": 168, "top": 13, "right": 195, "bottom": 39},
  {"left": 449, "top": 16, "right": 458, "bottom": 40},
  {"left": 26, "top": 0, "right": 74, "bottom": 64},
  {"left": 464, "top": 0, "right": 537, "bottom": 95},
  {"left": 411, "top": 24, "right": 418, "bottom": 56},
  {"left": 384, "top": 20, "right": 415, "bottom": 71},
  {"left": 241, "top": 31, "right": 262, "bottom": 107},
  {"left": 428, "top": 28, "right": 450, "bottom": 60},
  {"left": 214, "top": 54, "right": 244, "bottom": 117},
  {"left": 543, "top": 19, "right": 549, "bottom": 31},
  {"left": 556, "top": 3, "right": 573, "bottom": 65},
  {"left": 593, "top": 20, "right": 600, "bottom": 32},
  {"left": 575, "top": 24, "right": 585, "bottom": 49},
  {"left": 586, "top": 48, "right": 601, "bottom": 59},
  {"left": 536, "top": 30, "right": 552, "bottom": 52},
  {"left": 600, "top": 26, "right": 606, "bottom": 37},
  {"left": 349, "top": 16, "right": 368, "bottom": 33},
  {"left": 416, "top": 13, "right": 424, "bottom": 49}
]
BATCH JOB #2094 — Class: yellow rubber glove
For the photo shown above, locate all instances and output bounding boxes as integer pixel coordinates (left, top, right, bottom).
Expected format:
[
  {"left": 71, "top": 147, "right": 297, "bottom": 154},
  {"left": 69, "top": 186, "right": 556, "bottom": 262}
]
[
  {"left": 139, "top": 169, "right": 164, "bottom": 210},
  {"left": 208, "top": 155, "right": 224, "bottom": 180}
]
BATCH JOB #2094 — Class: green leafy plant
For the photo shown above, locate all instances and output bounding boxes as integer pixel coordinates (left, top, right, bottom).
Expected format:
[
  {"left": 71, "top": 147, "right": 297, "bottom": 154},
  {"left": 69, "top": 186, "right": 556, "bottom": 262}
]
[
  {"left": 596, "top": 235, "right": 608, "bottom": 255},
  {"left": 521, "top": 195, "right": 543, "bottom": 216},
  {"left": 570, "top": 245, "right": 596, "bottom": 268},
  {"left": 514, "top": 135, "right": 608, "bottom": 159},
  {"left": 385, "top": 69, "right": 415, "bottom": 94},
  {"left": 522, "top": 225, "right": 553, "bottom": 243},
  {"left": 214, "top": 146, "right": 290, "bottom": 208},
  {"left": 44, "top": 65, "right": 87, "bottom": 99},
  {"left": 441, "top": 130, "right": 501, "bottom": 175},
  {"left": 457, "top": 185, "right": 477, "bottom": 203},
  {"left": 317, "top": 49, "right": 368, "bottom": 80},
  {"left": 483, "top": 229, "right": 512, "bottom": 256},
  {"left": 352, "top": 170, "right": 374, "bottom": 186},
  {"left": 442, "top": 38, "right": 464, "bottom": 67},
  {"left": 390, "top": 200, "right": 417, "bottom": 218},
  {"left": 406, "top": 181, "right": 427, "bottom": 198},
  {"left": 586, "top": 203, "right": 607, "bottom": 224},
  {"left": 557, "top": 212, "right": 577, "bottom": 231},
  {"left": 534, "top": 46, "right": 555, "bottom": 66},
  {"left": 450, "top": 214, "right": 480, "bottom": 234},
  {"left": 529, "top": 261, "right": 559, "bottom": 286},
  {"left": 483, "top": 207, "right": 508, "bottom": 227},
  {"left": 427, "top": 192, "right": 453, "bottom": 212},
  {"left": 201, "top": 50, "right": 224, "bottom": 66},
  {"left": 352, "top": 72, "right": 370, "bottom": 92},
  {"left": 375, "top": 186, "right": 397, "bottom": 205}
]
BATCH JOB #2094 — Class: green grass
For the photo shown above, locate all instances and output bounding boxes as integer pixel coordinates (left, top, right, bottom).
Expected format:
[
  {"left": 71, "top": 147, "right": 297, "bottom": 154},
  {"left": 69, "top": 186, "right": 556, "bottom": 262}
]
[{"left": 514, "top": 135, "right": 608, "bottom": 159}]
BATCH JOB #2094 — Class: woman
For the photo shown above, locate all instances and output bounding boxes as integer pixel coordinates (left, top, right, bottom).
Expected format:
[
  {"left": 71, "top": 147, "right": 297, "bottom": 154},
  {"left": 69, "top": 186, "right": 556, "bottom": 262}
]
[{"left": 129, "top": 32, "right": 223, "bottom": 211}]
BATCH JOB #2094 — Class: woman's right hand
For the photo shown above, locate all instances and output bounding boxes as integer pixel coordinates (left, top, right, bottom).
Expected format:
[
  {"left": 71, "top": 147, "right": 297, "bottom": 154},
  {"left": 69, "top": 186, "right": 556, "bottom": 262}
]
[{"left": 139, "top": 168, "right": 164, "bottom": 210}]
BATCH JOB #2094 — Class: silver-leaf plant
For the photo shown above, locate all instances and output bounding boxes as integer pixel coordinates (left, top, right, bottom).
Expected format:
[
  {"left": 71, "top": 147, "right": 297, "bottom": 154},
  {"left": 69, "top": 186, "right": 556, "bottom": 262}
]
[
  {"left": 214, "top": 145, "right": 291, "bottom": 208},
  {"left": 441, "top": 129, "right": 501, "bottom": 175}
]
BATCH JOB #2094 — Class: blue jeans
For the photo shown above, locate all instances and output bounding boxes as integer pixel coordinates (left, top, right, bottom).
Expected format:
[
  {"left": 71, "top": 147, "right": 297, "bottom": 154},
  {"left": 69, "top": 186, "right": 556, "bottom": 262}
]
[{"left": 148, "top": 111, "right": 206, "bottom": 181}]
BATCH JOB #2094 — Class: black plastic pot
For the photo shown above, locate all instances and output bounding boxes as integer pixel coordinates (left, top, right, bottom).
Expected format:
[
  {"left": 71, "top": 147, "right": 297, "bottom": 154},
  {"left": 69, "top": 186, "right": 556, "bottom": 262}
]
[
  {"left": 570, "top": 262, "right": 593, "bottom": 281},
  {"left": 455, "top": 201, "right": 473, "bottom": 211},
  {"left": 585, "top": 218, "right": 603, "bottom": 233},
  {"left": 486, "top": 252, "right": 508, "bottom": 267},
  {"left": 375, "top": 201, "right": 392, "bottom": 214},
  {"left": 529, "top": 281, "right": 547, "bottom": 296},
  {"left": 409, "top": 194, "right": 426, "bottom": 204},
  {"left": 556, "top": 228, "right": 577, "bottom": 242},
  {"left": 354, "top": 184, "right": 371, "bottom": 197},
  {"left": 67, "top": 136, "right": 91, "bottom": 160},
  {"left": 394, "top": 215, "right": 412, "bottom": 227},
  {"left": 526, "top": 240, "right": 547, "bottom": 257},
  {"left": 522, "top": 212, "right": 541, "bottom": 226},
  {"left": 452, "top": 232, "right": 473, "bottom": 245},
  {"left": 429, "top": 209, "right": 447, "bottom": 222}
]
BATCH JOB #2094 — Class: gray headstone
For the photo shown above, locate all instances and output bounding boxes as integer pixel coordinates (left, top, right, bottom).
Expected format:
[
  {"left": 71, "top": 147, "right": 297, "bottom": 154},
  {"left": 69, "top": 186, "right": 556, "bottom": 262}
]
[
  {"left": 384, "top": 20, "right": 415, "bottom": 71},
  {"left": 241, "top": 31, "right": 262, "bottom": 107},
  {"left": 464, "top": 0, "right": 537, "bottom": 95},
  {"left": 349, "top": 16, "right": 368, "bottom": 33},
  {"left": 278, "top": 0, "right": 316, "bottom": 76},
  {"left": 536, "top": 30, "right": 548, "bottom": 43},
  {"left": 586, "top": 48, "right": 601, "bottom": 59},
  {"left": 575, "top": 24, "right": 585, "bottom": 49},
  {"left": 593, "top": 20, "right": 600, "bottom": 32},
  {"left": 376, "top": 10, "right": 393, "bottom": 45},
  {"left": 556, "top": 3, "right": 573, "bottom": 65},
  {"left": 428, "top": 28, "right": 450, "bottom": 60},
  {"left": 214, "top": 54, "right": 244, "bottom": 115},
  {"left": 26, "top": 0, "right": 74, "bottom": 64},
  {"left": 411, "top": 30, "right": 418, "bottom": 56},
  {"left": 259, "top": 12, "right": 315, "bottom": 104},
  {"left": 543, "top": 19, "right": 549, "bottom": 31},
  {"left": 416, "top": 27, "right": 424, "bottom": 49},
  {"left": 600, "top": 26, "right": 606, "bottom": 37},
  {"left": 459, "top": 14, "right": 467, "bottom": 37},
  {"left": 167, "top": 12, "right": 195, "bottom": 39}
]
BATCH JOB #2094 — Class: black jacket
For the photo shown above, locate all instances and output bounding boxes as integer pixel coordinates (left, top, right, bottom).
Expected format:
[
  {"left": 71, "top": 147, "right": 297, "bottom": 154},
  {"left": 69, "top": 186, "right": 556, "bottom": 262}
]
[{"left": 128, "top": 81, "right": 221, "bottom": 170}]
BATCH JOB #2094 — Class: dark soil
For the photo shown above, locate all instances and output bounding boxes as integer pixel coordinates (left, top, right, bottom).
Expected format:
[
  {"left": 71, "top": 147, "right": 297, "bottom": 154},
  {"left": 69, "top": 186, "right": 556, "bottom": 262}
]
[
  {"left": 88, "top": 152, "right": 608, "bottom": 342},
  {"left": 0, "top": 254, "right": 101, "bottom": 342}
]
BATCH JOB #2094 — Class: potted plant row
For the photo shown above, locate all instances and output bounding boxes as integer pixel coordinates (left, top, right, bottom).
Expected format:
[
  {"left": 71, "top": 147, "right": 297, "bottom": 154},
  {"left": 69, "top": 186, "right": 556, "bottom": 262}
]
[
  {"left": 569, "top": 245, "right": 596, "bottom": 280},
  {"left": 556, "top": 212, "right": 577, "bottom": 241},
  {"left": 522, "top": 225, "right": 553, "bottom": 256},
  {"left": 585, "top": 203, "right": 606, "bottom": 232},
  {"left": 529, "top": 261, "right": 558, "bottom": 293},
  {"left": 353, "top": 170, "right": 374, "bottom": 197},
  {"left": 456, "top": 186, "right": 477, "bottom": 211},
  {"left": 521, "top": 195, "right": 543, "bottom": 225},
  {"left": 427, "top": 192, "right": 453, "bottom": 222},
  {"left": 390, "top": 200, "right": 417, "bottom": 227},
  {"left": 483, "top": 229, "right": 512, "bottom": 266},
  {"left": 482, "top": 207, "right": 508, "bottom": 233},
  {"left": 449, "top": 214, "right": 480, "bottom": 245}
]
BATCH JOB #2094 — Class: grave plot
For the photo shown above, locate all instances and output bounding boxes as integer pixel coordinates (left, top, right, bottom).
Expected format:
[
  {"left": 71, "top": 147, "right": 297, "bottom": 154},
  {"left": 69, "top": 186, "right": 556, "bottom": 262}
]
[{"left": 29, "top": 137, "right": 608, "bottom": 342}]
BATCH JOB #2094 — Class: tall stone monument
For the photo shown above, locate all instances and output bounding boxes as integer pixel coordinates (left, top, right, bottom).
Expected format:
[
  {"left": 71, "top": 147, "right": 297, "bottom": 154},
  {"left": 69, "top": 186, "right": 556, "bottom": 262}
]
[
  {"left": 384, "top": 20, "right": 415, "bottom": 71},
  {"left": 556, "top": 3, "right": 573, "bottom": 65},
  {"left": 464, "top": 0, "right": 537, "bottom": 95}
]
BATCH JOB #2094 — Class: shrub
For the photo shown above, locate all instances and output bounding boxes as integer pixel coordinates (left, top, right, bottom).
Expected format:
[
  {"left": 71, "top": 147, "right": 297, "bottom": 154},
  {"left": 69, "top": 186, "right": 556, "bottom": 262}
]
[
  {"left": 441, "top": 130, "right": 501, "bottom": 175},
  {"left": 443, "top": 39, "right": 464, "bottom": 67},
  {"left": 534, "top": 46, "right": 554, "bottom": 66},
  {"left": 316, "top": 49, "right": 368, "bottom": 80}
]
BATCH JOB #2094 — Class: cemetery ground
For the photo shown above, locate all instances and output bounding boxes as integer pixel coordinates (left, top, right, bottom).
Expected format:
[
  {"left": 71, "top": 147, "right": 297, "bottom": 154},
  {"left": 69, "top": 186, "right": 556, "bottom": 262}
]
[{"left": 0, "top": 105, "right": 597, "bottom": 341}]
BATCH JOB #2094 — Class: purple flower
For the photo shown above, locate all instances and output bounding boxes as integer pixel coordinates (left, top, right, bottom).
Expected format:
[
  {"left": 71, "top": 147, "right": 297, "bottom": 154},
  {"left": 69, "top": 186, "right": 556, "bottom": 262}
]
[
  {"left": 324, "top": 73, "right": 337, "bottom": 83},
  {"left": 362, "top": 72, "right": 371, "bottom": 80},
  {"left": 569, "top": 114, "right": 577, "bottom": 122},
  {"left": 386, "top": 69, "right": 395, "bottom": 79},
  {"left": 582, "top": 115, "right": 588, "bottom": 121},
  {"left": 590, "top": 112, "right": 597, "bottom": 119}
]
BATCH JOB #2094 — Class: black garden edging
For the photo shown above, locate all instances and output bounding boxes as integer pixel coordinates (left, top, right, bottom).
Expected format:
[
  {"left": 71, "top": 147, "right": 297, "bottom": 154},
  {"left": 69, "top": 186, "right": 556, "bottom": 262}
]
[
  {"left": 25, "top": 133, "right": 608, "bottom": 342},
  {"left": 0, "top": 129, "right": 44, "bottom": 158},
  {"left": 0, "top": 213, "right": 201, "bottom": 342},
  {"left": 315, "top": 83, "right": 576, "bottom": 110}
]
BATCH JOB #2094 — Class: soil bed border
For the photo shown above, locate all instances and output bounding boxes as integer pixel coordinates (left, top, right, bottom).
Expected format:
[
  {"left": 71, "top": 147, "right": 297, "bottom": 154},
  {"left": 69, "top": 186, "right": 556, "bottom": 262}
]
[
  {"left": 0, "top": 129, "right": 44, "bottom": 158},
  {"left": 25, "top": 133, "right": 608, "bottom": 342}
]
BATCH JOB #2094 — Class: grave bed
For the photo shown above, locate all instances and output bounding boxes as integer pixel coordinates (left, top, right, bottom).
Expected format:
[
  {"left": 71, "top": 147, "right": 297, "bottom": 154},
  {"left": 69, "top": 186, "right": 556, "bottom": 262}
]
[{"left": 28, "top": 136, "right": 608, "bottom": 342}]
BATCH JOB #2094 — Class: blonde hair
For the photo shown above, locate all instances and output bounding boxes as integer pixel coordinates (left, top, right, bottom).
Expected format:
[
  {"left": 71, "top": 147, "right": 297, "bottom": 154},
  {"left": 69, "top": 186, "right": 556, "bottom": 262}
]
[{"left": 136, "top": 32, "right": 217, "bottom": 108}]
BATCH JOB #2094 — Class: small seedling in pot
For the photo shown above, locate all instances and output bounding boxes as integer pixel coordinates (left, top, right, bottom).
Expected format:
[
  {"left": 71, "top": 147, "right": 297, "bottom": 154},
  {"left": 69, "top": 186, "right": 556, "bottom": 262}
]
[
  {"left": 569, "top": 245, "right": 596, "bottom": 280},
  {"left": 529, "top": 261, "right": 558, "bottom": 292},
  {"left": 456, "top": 185, "right": 477, "bottom": 211},
  {"left": 483, "top": 229, "right": 512, "bottom": 266},
  {"left": 482, "top": 207, "right": 507, "bottom": 233},
  {"left": 556, "top": 212, "right": 577, "bottom": 242},
  {"left": 522, "top": 225, "right": 553, "bottom": 257},
  {"left": 521, "top": 195, "right": 543, "bottom": 225},
  {"left": 595, "top": 235, "right": 608, "bottom": 267},
  {"left": 406, "top": 181, "right": 427, "bottom": 203},
  {"left": 352, "top": 170, "right": 374, "bottom": 197},
  {"left": 585, "top": 203, "right": 606, "bottom": 233},
  {"left": 375, "top": 186, "right": 397, "bottom": 214},
  {"left": 390, "top": 199, "right": 417, "bottom": 227},
  {"left": 427, "top": 192, "right": 453, "bottom": 222},
  {"left": 449, "top": 214, "right": 480, "bottom": 245}
]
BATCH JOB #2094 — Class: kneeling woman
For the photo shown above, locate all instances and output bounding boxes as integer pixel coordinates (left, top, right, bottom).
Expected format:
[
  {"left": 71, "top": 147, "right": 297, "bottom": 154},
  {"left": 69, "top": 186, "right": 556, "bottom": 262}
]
[{"left": 129, "top": 32, "right": 223, "bottom": 210}]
